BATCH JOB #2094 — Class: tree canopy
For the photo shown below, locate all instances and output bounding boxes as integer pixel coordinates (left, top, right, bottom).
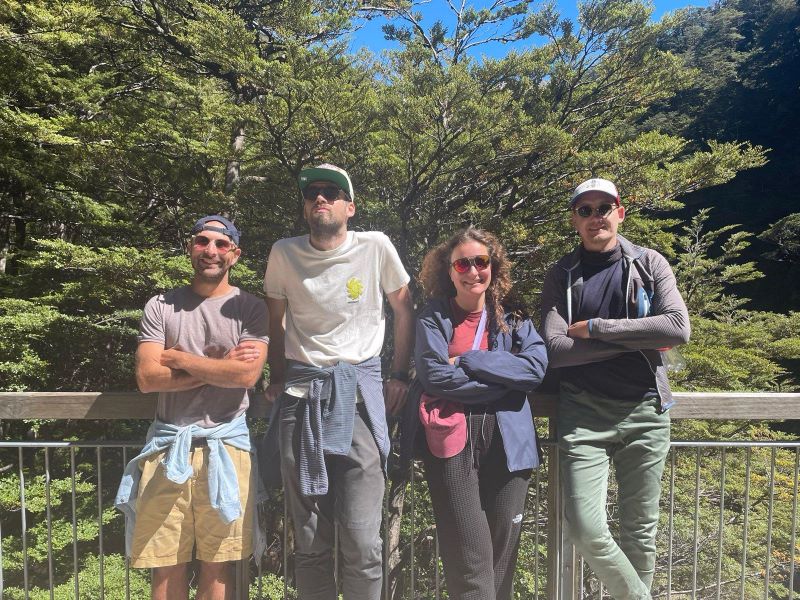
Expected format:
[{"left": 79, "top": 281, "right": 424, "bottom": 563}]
[
  {"left": 1, "top": 0, "right": 799, "bottom": 597},
  {"left": 1, "top": 0, "right": 791, "bottom": 394}
]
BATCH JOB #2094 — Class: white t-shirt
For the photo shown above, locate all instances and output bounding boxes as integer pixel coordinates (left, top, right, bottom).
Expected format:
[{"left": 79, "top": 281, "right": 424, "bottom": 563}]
[{"left": 263, "top": 231, "right": 410, "bottom": 369}]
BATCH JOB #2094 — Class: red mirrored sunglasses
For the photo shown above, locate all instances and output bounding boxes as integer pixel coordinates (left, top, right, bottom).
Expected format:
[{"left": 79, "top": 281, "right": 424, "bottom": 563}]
[
  {"left": 451, "top": 255, "right": 491, "bottom": 273},
  {"left": 192, "top": 235, "right": 236, "bottom": 252}
]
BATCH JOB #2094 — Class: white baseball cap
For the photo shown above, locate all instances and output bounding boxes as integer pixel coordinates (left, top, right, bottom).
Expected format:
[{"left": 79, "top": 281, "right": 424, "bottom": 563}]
[{"left": 570, "top": 178, "right": 620, "bottom": 206}]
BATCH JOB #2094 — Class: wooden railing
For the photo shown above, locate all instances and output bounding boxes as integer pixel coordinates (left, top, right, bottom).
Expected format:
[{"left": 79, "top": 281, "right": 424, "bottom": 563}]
[
  {"left": 2, "top": 390, "right": 799, "bottom": 420},
  {"left": 0, "top": 391, "right": 798, "bottom": 599}
]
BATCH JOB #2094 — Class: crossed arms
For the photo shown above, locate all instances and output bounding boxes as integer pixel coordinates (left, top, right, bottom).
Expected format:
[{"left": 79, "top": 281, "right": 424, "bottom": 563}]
[
  {"left": 540, "top": 251, "right": 690, "bottom": 368},
  {"left": 135, "top": 340, "right": 268, "bottom": 393}
]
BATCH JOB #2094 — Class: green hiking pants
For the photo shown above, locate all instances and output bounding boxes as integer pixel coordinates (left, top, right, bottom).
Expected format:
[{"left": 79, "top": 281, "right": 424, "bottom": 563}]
[{"left": 557, "top": 382, "right": 670, "bottom": 600}]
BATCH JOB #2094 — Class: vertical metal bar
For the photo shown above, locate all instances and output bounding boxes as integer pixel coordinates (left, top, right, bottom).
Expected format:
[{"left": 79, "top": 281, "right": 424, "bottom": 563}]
[
  {"left": 253, "top": 503, "right": 266, "bottom": 598},
  {"left": 764, "top": 447, "right": 776, "bottom": 598},
  {"left": 97, "top": 447, "right": 105, "bottom": 600},
  {"left": 547, "top": 420, "right": 567, "bottom": 600},
  {"left": 257, "top": 540, "right": 263, "bottom": 600},
  {"left": 234, "top": 559, "right": 248, "bottom": 600},
  {"left": 434, "top": 531, "right": 441, "bottom": 600},
  {"left": 123, "top": 447, "right": 131, "bottom": 600},
  {"left": 334, "top": 522, "right": 340, "bottom": 593},
  {"left": 667, "top": 448, "right": 675, "bottom": 600},
  {"left": 568, "top": 523, "right": 578, "bottom": 600},
  {"left": 789, "top": 448, "right": 799, "bottom": 600},
  {"left": 283, "top": 495, "right": 289, "bottom": 600},
  {"left": 739, "top": 447, "right": 751, "bottom": 600},
  {"left": 45, "top": 448, "right": 54, "bottom": 600},
  {"left": 410, "top": 462, "right": 415, "bottom": 599},
  {"left": 18, "top": 447, "right": 29, "bottom": 597},
  {"left": 71, "top": 447, "right": 79, "bottom": 600},
  {"left": 534, "top": 464, "right": 541, "bottom": 599},
  {"left": 383, "top": 482, "right": 389, "bottom": 600},
  {"left": 716, "top": 448, "right": 725, "bottom": 600},
  {"left": 0, "top": 500, "right": 4, "bottom": 598},
  {"left": 692, "top": 447, "right": 701, "bottom": 600}
]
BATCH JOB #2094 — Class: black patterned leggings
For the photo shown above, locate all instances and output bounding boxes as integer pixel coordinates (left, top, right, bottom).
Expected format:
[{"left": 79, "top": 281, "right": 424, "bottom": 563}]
[{"left": 422, "top": 411, "right": 532, "bottom": 600}]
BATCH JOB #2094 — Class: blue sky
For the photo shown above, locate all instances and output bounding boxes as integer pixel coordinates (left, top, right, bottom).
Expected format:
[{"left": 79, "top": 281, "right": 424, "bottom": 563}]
[{"left": 348, "top": 0, "right": 710, "bottom": 58}]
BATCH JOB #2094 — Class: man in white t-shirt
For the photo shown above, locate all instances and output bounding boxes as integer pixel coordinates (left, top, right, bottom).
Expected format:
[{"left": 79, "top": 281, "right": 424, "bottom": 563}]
[{"left": 263, "top": 163, "right": 413, "bottom": 600}]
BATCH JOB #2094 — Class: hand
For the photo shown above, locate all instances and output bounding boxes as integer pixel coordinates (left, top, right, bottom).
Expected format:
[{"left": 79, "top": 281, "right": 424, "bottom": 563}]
[
  {"left": 384, "top": 378, "right": 409, "bottom": 416},
  {"left": 160, "top": 347, "right": 189, "bottom": 370},
  {"left": 225, "top": 342, "right": 260, "bottom": 362},
  {"left": 567, "top": 320, "right": 591, "bottom": 339},
  {"left": 264, "top": 383, "right": 284, "bottom": 407},
  {"left": 448, "top": 356, "right": 458, "bottom": 365}
]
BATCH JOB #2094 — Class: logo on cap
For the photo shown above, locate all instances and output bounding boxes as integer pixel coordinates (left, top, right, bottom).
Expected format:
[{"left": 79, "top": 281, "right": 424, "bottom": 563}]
[{"left": 570, "top": 178, "right": 620, "bottom": 206}]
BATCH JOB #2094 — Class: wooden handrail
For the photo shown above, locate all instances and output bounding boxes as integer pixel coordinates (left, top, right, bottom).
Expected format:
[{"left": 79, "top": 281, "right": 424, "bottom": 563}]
[{"left": 0, "top": 391, "right": 797, "bottom": 420}]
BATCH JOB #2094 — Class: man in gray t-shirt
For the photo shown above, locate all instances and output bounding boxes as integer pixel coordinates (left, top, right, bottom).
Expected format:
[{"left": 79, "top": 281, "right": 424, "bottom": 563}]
[{"left": 132, "top": 215, "right": 268, "bottom": 600}]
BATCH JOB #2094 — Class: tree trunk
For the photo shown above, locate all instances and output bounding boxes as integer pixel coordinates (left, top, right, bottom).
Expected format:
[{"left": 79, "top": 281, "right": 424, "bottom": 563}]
[
  {"left": 0, "top": 215, "right": 9, "bottom": 275},
  {"left": 385, "top": 472, "right": 408, "bottom": 599},
  {"left": 225, "top": 123, "right": 246, "bottom": 194},
  {"left": 6, "top": 213, "right": 27, "bottom": 275}
]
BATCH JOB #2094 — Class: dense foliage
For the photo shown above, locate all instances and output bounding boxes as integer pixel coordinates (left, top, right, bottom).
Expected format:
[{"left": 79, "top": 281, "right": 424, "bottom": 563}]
[{"left": 1, "top": 0, "right": 798, "bottom": 598}]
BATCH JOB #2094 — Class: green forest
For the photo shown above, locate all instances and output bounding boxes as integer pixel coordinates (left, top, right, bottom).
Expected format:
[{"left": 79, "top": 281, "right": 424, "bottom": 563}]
[{"left": 1, "top": 0, "right": 798, "bottom": 598}]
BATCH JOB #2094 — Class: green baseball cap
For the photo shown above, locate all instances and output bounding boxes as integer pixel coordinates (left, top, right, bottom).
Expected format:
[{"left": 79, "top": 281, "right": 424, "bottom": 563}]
[{"left": 298, "top": 163, "right": 354, "bottom": 201}]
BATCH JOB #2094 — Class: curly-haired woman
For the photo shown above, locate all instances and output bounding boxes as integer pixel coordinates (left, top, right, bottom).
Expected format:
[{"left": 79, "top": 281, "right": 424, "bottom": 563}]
[{"left": 406, "top": 227, "right": 548, "bottom": 599}]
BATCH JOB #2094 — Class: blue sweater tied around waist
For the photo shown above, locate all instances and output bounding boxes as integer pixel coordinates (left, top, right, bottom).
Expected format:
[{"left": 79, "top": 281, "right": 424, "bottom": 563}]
[
  {"left": 115, "top": 413, "right": 254, "bottom": 558},
  {"left": 283, "top": 357, "right": 389, "bottom": 497}
]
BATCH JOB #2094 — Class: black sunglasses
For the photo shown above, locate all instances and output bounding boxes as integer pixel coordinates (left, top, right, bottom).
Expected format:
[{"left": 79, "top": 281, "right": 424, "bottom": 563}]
[
  {"left": 574, "top": 203, "right": 617, "bottom": 218},
  {"left": 302, "top": 185, "right": 348, "bottom": 202}
]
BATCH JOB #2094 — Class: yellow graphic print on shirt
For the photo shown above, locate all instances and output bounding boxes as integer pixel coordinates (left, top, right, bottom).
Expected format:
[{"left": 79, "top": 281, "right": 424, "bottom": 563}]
[{"left": 346, "top": 277, "right": 364, "bottom": 303}]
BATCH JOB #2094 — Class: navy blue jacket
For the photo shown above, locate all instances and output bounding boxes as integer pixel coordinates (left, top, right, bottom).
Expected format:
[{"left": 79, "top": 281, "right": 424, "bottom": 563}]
[{"left": 404, "top": 297, "right": 548, "bottom": 472}]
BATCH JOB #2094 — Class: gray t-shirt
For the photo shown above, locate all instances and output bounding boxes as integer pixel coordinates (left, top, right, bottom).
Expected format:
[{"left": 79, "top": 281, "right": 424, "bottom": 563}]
[{"left": 138, "top": 286, "right": 269, "bottom": 427}]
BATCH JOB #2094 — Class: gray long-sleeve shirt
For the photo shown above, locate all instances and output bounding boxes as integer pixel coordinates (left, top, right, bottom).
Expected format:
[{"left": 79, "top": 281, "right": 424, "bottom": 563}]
[{"left": 540, "top": 235, "right": 690, "bottom": 409}]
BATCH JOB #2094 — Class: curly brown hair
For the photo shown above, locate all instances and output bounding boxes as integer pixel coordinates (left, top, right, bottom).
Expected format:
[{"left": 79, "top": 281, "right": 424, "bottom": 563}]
[{"left": 419, "top": 227, "right": 513, "bottom": 333}]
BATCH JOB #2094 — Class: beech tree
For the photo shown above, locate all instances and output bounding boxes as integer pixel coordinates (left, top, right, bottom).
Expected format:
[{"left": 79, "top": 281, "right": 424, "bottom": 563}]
[{"left": 1, "top": 0, "right": 797, "bottom": 598}]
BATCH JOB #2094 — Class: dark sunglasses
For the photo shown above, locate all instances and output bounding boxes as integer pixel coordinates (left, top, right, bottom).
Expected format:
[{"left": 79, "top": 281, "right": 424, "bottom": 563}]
[
  {"left": 302, "top": 185, "right": 347, "bottom": 202},
  {"left": 451, "top": 255, "right": 491, "bottom": 273},
  {"left": 193, "top": 235, "right": 236, "bottom": 252},
  {"left": 573, "top": 203, "right": 618, "bottom": 218}
]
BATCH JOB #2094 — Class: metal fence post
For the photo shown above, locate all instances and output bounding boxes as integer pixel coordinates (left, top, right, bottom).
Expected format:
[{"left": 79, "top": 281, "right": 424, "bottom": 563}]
[
  {"left": 562, "top": 520, "right": 577, "bottom": 600},
  {"left": 546, "top": 420, "right": 561, "bottom": 600},
  {"left": 235, "top": 559, "right": 249, "bottom": 600},
  {"left": 546, "top": 418, "right": 577, "bottom": 600}
]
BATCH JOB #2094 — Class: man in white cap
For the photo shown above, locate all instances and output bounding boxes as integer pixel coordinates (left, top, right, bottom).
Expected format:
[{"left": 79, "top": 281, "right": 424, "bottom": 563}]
[
  {"left": 262, "top": 163, "right": 414, "bottom": 599},
  {"left": 540, "top": 178, "right": 690, "bottom": 599}
]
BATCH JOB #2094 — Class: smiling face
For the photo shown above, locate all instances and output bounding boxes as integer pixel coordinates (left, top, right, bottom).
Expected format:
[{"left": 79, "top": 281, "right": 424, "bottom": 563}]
[
  {"left": 189, "top": 221, "right": 240, "bottom": 283},
  {"left": 571, "top": 191, "right": 626, "bottom": 252},
  {"left": 449, "top": 240, "right": 492, "bottom": 306}
]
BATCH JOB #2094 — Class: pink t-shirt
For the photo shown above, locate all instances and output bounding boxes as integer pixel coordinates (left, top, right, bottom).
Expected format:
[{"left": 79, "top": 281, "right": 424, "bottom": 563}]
[
  {"left": 419, "top": 300, "right": 489, "bottom": 458},
  {"left": 448, "top": 300, "right": 489, "bottom": 358}
]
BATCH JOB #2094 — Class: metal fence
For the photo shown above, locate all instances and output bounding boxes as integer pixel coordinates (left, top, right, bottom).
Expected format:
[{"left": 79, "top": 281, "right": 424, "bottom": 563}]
[
  {"left": 567, "top": 441, "right": 800, "bottom": 600},
  {"left": 0, "top": 392, "right": 798, "bottom": 599}
]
